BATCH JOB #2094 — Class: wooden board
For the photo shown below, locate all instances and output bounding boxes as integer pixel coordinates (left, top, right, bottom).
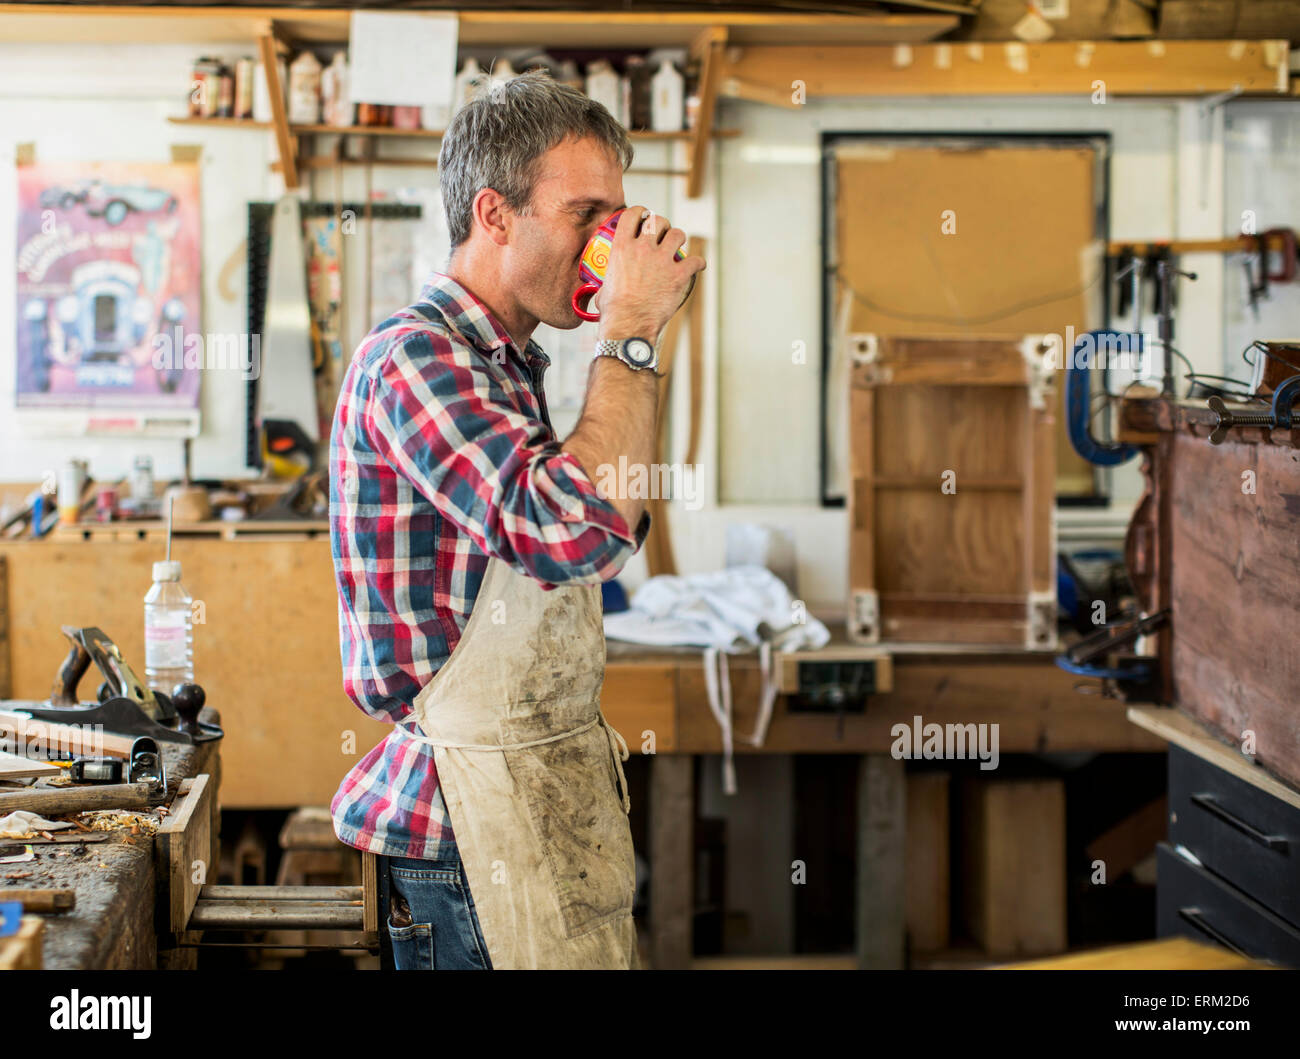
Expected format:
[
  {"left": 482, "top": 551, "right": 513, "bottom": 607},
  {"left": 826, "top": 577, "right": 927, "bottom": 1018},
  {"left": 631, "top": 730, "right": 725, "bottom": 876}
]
[
  {"left": 155, "top": 774, "right": 212, "bottom": 933},
  {"left": 1128, "top": 706, "right": 1300, "bottom": 812},
  {"left": 1163, "top": 432, "right": 1300, "bottom": 791},
  {"left": 830, "top": 140, "right": 1098, "bottom": 498},
  {"left": 905, "top": 771, "right": 950, "bottom": 953},
  {"left": 0, "top": 556, "right": 9, "bottom": 700},
  {"left": 0, "top": 749, "right": 59, "bottom": 779},
  {"left": 0, "top": 915, "right": 43, "bottom": 970},
  {"left": 720, "top": 40, "right": 1289, "bottom": 97},
  {"left": 676, "top": 655, "right": 1164, "bottom": 754},
  {"left": 1002, "top": 936, "right": 1270, "bottom": 970},
  {"left": 601, "top": 664, "right": 676, "bottom": 754},
  {"left": 0, "top": 711, "right": 139, "bottom": 759},
  {"left": 858, "top": 754, "right": 906, "bottom": 968},
  {"left": 961, "top": 777, "right": 1066, "bottom": 959},
  {"left": 846, "top": 336, "right": 1056, "bottom": 647},
  {"left": 0, "top": 7, "right": 958, "bottom": 47},
  {"left": 0, "top": 537, "right": 389, "bottom": 808}
]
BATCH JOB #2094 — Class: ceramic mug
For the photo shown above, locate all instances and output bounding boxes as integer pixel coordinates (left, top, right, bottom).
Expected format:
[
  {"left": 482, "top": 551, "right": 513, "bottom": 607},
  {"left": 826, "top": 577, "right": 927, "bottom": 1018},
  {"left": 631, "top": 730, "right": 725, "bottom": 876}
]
[{"left": 572, "top": 207, "right": 695, "bottom": 323}]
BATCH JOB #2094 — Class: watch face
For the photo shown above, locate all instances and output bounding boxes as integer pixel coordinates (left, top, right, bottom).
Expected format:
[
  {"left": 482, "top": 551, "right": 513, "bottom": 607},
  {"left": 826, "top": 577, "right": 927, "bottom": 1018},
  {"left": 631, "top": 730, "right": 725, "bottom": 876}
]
[{"left": 624, "top": 338, "right": 654, "bottom": 366}]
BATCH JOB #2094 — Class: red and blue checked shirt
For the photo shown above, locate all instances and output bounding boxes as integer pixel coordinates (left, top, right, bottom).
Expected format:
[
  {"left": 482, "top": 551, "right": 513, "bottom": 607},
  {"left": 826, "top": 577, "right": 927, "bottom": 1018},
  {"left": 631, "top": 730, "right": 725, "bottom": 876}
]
[{"left": 328, "top": 272, "right": 649, "bottom": 859}]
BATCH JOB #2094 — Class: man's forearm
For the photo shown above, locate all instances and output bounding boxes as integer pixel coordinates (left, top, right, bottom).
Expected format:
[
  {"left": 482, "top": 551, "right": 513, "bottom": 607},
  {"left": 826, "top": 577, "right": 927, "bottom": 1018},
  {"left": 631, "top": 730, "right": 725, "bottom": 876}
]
[{"left": 561, "top": 356, "right": 659, "bottom": 533}]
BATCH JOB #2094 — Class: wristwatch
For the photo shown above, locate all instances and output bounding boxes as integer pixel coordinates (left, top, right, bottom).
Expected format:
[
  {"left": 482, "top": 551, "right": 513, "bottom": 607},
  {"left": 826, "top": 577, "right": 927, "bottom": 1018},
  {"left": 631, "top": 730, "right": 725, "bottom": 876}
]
[{"left": 594, "top": 337, "right": 662, "bottom": 375}]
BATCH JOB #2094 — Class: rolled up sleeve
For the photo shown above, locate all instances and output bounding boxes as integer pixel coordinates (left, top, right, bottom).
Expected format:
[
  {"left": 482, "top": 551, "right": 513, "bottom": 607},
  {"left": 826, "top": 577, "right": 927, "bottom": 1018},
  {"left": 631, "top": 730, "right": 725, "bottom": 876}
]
[{"left": 366, "top": 328, "right": 649, "bottom": 586}]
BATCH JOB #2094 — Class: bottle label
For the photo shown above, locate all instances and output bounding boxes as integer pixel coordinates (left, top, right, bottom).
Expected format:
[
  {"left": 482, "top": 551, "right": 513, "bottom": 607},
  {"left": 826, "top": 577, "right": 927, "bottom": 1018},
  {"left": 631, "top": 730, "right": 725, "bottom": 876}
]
[{"left": 145, "top": 615, "right": 190, "bottom": 669}]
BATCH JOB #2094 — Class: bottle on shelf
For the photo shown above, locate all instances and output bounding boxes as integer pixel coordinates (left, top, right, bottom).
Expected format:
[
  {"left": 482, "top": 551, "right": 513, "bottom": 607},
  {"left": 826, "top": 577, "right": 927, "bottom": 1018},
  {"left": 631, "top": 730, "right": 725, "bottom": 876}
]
[
  {"left": 452, "top": 57, "right": 484, "bottom": 116},
  {"left": 624, "top": 55, "right": 653, "bottom": 131},
  {"left": 287, "top": 50, "right": 323, "bottom": 125},
  {"left": 252, "top": 55, "right": 286, "bottom": 124},
  {"left": 321, "top": 51, "right": 354, "bottom": 127},
  {"left": 557, "top": 59, "right": 584, "bottom": 95},
  {"left": 585, "top": 59, "right": 622, "bottom": 123},
  {"left": 651, "top": 59, "right": 685, "bottom": 133},
  {"left": 486, "top": 57, "right": 517, "bottom": 93},
  {"left": 233, "top": 57, "right": 255, "bottom": 120},
  {"left": 684, "top": 58, "right": 702, "bottom": 131},
  {"left": 392, "top": 106, "right": 423, "bottom": 130}
]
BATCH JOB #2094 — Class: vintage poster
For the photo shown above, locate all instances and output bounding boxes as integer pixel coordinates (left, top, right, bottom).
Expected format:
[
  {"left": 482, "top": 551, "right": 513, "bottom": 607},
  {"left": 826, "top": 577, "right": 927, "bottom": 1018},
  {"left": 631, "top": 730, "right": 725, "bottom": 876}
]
[{"left": 14, "top": 161, "right": 202, "bottom": 416}]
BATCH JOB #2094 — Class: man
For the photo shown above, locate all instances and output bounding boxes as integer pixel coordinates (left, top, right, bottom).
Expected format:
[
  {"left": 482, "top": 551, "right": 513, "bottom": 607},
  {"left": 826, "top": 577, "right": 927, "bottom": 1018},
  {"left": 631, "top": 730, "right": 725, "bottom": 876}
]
[{"left": 328, "top": 70, "right": 705, "bottom": 970}]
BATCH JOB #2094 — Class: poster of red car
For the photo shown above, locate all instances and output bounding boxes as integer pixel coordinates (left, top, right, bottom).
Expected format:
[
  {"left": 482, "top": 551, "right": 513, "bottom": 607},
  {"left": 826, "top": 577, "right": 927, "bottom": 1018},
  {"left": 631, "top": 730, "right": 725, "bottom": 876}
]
[{"left": 15, "top": 161, "right": 201, "bottom": 413}]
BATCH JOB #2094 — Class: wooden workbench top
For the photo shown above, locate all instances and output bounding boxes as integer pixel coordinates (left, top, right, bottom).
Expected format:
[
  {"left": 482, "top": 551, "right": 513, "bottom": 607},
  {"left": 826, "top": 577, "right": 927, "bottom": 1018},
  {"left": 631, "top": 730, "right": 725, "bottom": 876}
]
[{"left": 0, "top": 720, "right": 220, "bottom": 969}]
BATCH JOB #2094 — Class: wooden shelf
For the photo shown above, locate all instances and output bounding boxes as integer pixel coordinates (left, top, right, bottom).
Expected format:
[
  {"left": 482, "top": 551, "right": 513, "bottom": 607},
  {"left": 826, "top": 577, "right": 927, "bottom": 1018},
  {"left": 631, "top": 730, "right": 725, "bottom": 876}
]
[
  {"left": 166, "top": 116, "right": 270, "bottom": 129},
  {"left": 169, "top": 116, "right": 737, "bottom": 140},
  {"left": 1128, "top": 705, "right": 1300, "bottom": 811},
  {"left": 719, "top": 39, "right": 1291, "bottom": 101},
  {"left": 0, "top": 6, "right": 956, "bottom": 47}
]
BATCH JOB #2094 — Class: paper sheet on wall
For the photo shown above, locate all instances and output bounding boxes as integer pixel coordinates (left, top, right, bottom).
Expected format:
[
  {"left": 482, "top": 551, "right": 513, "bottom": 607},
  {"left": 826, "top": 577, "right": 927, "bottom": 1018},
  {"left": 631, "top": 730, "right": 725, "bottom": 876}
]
[{"left": 348, "top": 11, "right": 458, "bottom": 107}]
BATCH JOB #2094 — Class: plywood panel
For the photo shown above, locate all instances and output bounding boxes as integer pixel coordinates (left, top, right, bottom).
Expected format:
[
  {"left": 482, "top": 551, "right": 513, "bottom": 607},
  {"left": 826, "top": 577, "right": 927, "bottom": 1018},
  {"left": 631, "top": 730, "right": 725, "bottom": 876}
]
[
  {"left": 831, "top": 140, "right": 1100, "bottom": 496},
  {"left": 0, "top": 538, "right": 389, "bottom": 808}
]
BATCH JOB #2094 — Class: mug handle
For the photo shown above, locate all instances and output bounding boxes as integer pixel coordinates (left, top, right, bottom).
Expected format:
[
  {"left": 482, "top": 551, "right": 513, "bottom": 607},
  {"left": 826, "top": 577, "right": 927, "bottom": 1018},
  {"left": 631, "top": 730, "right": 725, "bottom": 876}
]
[{"left": 572, "top": 283, "right": 601, "bottom": 322}]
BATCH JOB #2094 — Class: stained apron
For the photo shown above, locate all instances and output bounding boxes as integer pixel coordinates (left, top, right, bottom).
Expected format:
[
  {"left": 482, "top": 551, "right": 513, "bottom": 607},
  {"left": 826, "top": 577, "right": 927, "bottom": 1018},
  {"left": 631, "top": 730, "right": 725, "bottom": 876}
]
[{"left": 393, "top": 553, "right": 639, "bottom": 970}]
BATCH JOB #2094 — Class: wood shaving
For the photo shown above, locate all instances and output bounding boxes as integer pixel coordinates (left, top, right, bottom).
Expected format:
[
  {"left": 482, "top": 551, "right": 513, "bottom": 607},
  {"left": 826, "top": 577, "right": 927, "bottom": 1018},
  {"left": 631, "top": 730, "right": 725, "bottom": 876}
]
[{"left": 78, "top": 810, "right": 160, "bottom": 835}]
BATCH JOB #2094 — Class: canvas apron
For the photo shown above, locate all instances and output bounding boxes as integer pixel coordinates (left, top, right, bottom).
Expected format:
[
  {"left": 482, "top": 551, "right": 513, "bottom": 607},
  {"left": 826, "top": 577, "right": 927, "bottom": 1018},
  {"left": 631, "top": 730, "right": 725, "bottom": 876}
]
[{"left": 393, "top": 554, "right": 638, "bottom": 970}]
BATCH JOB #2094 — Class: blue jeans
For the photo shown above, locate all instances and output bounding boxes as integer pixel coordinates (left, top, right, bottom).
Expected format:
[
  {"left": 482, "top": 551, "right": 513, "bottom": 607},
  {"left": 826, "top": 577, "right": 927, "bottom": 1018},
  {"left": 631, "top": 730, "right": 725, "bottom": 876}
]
[{"left": 382, "top": 850, "right": 492, "bottom": 970}]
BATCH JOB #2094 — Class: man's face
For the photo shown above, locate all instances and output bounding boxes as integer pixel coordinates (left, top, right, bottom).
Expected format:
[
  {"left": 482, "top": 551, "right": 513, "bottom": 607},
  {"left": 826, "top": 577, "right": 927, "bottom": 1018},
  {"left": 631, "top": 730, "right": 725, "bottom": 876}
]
[{"left": 501, "top": 135, "right": 625, "bottom": 330}]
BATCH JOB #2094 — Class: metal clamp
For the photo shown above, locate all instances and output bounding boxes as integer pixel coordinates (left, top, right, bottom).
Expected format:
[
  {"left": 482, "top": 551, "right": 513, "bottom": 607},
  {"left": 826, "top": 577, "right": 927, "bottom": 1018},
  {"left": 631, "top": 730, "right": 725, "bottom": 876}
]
[{"left": 1208, "top": 374, "right": 1300, "bottom": 444}]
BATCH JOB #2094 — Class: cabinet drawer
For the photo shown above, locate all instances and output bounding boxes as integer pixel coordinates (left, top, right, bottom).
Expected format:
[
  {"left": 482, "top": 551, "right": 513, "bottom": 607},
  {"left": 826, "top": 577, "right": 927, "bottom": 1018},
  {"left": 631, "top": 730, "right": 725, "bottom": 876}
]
[
  {"left": 1168, "top": 745, "right": 1300, "bottom": 928},
  {"left": 1157, "top": 843, "right": 1300, "bottom": 967}
]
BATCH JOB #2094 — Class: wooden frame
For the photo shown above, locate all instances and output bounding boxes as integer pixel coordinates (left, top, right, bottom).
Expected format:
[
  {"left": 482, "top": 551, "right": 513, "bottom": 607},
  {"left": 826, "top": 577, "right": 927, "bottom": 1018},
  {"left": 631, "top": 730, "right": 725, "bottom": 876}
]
[{"left": 847, "top": 336, "right": 1057, "bottom": 648}]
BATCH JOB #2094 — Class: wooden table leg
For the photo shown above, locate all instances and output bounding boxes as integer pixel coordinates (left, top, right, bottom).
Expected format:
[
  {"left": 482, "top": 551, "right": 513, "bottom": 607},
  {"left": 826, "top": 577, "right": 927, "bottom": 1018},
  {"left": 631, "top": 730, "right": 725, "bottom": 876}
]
[
  {"left": 649, "top": 754, "right": 694, "bottom": 970},
  {"left": 857, "top": 754, "right": 905, "bottom": 969}
]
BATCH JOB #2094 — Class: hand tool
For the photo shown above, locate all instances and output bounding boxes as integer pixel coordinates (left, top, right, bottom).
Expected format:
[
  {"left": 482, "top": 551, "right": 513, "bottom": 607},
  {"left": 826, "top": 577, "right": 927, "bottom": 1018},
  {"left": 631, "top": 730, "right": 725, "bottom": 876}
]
[
  {"left": 1155, "top": 258, "right": 1197, "bottom": 397},
  {"left": 1208, "top": 374, "right": 1300, "bottom": 444},
  {"left": 258, "top": 195, "right": 320, "bottom": 474},
  {"left": 1065, "top": 330, "right": 1140, "bottom": 467},
  {"left": 66, "top": 736, "right": 166, "bottom": 791},
  {"left": 0, "top": 782, "right": 158, "bottom": 814},
  {"left": 1055, "top": 608, "right": 1168, "bottom": 701},
  {"left": 0, "top": 889, "right": 75, "bottom": 914},
  {"left": 22, "top": 625, "right": 220, "bottom": 745}
]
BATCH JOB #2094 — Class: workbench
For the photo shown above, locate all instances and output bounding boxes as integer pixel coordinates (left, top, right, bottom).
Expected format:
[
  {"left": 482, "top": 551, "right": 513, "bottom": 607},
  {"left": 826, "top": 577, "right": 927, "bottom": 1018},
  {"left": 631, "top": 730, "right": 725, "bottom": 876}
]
[
  {"left": 604, "top": 633, "right": 1162, "bottom": 969},
  {"left": 0, "top": 530, "right": 1163, "bottom": 969},
  {"left": 0, "top": 727, "right": 220, "bottom": 969}
]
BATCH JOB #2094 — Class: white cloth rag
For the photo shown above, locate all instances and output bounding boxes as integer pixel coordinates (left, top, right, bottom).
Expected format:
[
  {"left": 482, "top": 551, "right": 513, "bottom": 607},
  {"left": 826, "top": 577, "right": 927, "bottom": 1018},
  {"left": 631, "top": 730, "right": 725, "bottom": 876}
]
[
  {"left": 604, "top": 566, "right": 830, "bottom": 793},
  {"left": 0, "top": 810, "right": 75, "bottom": 839}
]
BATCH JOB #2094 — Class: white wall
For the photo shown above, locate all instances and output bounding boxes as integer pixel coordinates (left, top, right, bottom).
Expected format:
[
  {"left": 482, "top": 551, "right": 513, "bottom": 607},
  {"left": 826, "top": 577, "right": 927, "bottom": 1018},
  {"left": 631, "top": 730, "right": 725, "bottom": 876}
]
[{"left": 3, "top": 43, "right": 1297, "bottom": 615}]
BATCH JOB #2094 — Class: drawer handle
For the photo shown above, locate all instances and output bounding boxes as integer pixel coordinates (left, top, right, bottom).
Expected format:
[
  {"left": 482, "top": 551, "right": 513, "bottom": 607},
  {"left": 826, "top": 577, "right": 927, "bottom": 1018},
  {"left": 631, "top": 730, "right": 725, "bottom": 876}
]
[
  {"left": 1190, "top": 792, "right": 1290, "bottom": 852},
  {"left": 1177, "top": 907, "right": 1249, "bottom": 958}
]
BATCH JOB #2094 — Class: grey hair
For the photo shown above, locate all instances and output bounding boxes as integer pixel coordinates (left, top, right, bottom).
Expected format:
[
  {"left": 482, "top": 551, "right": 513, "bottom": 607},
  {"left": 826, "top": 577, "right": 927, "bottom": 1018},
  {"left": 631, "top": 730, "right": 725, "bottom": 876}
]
[{"left": 438, "top": 69, "right": 634, "bottom": 250}]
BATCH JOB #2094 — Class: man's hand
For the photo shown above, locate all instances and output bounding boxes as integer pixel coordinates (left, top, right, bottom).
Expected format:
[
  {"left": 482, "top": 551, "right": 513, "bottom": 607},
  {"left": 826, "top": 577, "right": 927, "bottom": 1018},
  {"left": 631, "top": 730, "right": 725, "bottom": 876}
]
[
  {"left": 562, "top": 208, "right": 706, "bottom": 539},
  {"left": 594, "top": 207, "right": 706, "bottom": 342}
]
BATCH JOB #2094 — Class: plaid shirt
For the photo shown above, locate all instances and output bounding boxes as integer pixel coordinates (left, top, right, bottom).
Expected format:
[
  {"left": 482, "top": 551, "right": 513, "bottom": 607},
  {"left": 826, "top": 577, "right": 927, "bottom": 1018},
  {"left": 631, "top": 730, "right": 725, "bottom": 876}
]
[{"left": 329, "top": 272, "right": 649, "bottom": 859}]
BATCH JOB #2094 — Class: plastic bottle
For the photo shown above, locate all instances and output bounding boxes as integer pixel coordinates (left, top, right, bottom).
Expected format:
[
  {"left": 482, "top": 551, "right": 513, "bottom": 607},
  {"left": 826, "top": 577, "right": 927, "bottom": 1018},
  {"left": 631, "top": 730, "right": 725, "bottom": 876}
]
[
  {"left": 287, "top": 50, "right": 323, "bottom": 125},
  {"left": 585, "top": 59, "right": 623, "bottom": 123},
  {"left": 144, "top": 559, "right": 194, "bottom": 693},
  {"left": 452, "top": 57, "right": 484, "bottom": 116},
  {"left": 651, "top": 60, "right": 684, "bottom": 133}
]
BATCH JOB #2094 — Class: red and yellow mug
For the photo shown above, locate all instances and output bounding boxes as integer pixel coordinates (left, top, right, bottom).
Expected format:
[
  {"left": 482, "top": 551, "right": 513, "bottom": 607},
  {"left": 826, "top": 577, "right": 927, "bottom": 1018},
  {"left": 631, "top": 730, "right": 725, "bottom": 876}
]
[{"left": 572, "top": 208, "right": 695, "bottom": 323}]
